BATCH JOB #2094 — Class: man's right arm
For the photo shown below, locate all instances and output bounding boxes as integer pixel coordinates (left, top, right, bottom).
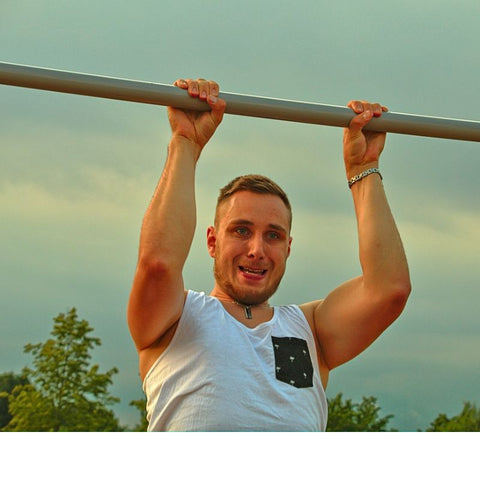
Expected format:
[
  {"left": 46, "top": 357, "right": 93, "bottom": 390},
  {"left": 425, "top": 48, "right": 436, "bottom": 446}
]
[{"left": 127, "top": 79, "right": 225, "bottom": 353}]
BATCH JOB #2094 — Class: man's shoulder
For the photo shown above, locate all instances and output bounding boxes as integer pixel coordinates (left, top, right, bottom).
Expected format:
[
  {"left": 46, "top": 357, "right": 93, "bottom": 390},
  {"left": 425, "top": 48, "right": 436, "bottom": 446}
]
[
  {"left": 298, "top": 299, "right": 324, "bottom": 317},
  {"left": 296, "top": 300, "right": 324, "bottom": 335},
  {"left": 183, "top": 290, "right": 219, "bottom": 313},
  {"left": 273, "top": 299, "right": 324, "bottom": 322}
]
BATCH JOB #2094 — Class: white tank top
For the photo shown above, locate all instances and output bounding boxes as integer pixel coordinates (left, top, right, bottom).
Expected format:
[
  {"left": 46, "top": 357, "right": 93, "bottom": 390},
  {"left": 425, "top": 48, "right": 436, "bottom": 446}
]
[{"left": 143, "top": 290, "right": 328, "bottom": 431}]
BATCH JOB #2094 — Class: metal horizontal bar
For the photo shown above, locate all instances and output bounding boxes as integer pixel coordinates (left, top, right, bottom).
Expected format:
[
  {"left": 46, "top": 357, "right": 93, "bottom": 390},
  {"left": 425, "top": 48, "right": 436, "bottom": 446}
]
[{"left": 1, "top": 61, "right": 479, "bottom": 142}]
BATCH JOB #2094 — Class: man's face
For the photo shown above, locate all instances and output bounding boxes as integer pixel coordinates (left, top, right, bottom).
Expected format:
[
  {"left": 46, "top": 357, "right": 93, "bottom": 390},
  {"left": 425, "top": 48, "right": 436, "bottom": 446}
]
[{"left": 207, "top": 191, "right": 292, "bottom": 305}]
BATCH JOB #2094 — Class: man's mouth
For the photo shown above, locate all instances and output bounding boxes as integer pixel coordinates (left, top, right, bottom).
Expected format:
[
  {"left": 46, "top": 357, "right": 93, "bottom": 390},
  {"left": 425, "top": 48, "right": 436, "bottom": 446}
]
[{"left": 239, "top": 266, "right": 267, "bottom": 276}]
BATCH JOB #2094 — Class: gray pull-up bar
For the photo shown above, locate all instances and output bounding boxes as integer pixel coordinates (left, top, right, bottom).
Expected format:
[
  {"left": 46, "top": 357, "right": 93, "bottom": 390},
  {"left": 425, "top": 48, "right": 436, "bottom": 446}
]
[{"left": 1, "top": 61, "right": 479, "bottom": 142}]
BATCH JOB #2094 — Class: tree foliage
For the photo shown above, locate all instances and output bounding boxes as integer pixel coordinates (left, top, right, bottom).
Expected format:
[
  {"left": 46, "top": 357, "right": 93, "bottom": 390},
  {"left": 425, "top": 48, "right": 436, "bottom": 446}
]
[
  {"left": 326, "top": 393, "right": 396, "bottom": 431},
  {"left": 426, "top": 401, "right": 480, "bottom": 432},
  {"left": 0, "top": 372, "right": 29, "bottom": 429},
  {"left": 3, "top": 308, "right": 122, "bottom": 431},
  {"left": 129, "top": 397, "right": 148, "bottom": 432}
]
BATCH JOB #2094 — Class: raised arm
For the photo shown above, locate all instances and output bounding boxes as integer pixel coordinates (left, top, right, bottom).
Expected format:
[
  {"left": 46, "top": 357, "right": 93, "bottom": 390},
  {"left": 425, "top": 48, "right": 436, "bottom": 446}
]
[
  {"left": 127, "top": 79, "right": 226, "bottom": 353},
  {"left": 304, "top": 100, "right": 411, "bottom": 371}
]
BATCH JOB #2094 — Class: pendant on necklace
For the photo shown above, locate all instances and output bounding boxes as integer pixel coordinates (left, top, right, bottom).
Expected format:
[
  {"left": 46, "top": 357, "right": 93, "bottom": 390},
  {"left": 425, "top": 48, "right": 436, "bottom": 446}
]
[{"left": 234, "top": 300, "right": 253, "bottom": 319}]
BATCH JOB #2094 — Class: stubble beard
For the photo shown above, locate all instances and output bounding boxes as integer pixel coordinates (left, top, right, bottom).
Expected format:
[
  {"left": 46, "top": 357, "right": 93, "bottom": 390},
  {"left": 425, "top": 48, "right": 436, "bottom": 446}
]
[{"left": 212, "top": 257, "right": 285, "bottom": 306}]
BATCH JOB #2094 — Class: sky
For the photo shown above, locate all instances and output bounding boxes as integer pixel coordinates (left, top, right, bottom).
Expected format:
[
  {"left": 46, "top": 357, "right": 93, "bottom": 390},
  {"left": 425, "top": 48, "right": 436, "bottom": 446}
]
[{"left": 0, "top": 0, "right": 479, "bottom": 432}]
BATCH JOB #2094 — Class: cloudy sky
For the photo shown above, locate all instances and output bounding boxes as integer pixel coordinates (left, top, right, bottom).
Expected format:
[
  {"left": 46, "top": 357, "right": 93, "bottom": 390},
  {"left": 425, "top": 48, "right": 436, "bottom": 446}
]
[{"left": 1, "top": 0, "right": 479, "bottom": 432}]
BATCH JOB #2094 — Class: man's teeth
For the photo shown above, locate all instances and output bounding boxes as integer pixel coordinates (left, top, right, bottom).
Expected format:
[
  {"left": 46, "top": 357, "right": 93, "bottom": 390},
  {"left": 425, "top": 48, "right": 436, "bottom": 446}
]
[{"left": 241, "top": 267, "right": 265, "bottom": 274}]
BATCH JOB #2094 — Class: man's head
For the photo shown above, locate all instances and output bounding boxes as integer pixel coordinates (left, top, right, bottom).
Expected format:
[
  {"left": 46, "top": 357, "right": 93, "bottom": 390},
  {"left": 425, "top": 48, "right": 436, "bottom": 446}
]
[{"left": 208, "top": 175, "right": 292, "bottom": 306}]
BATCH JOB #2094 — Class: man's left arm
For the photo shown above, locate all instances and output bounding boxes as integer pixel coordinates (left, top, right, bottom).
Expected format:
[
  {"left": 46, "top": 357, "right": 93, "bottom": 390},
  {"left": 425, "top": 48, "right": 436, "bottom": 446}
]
[{"left": 307, "top": 100, "right": 411, "bottom": 371}]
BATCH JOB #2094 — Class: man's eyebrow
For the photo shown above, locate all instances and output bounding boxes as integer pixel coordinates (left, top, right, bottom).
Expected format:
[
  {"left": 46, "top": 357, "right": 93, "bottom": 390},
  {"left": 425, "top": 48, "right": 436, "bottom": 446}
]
[
  {"left": 268, "top": 223, "right": 288, "bottom": 234},
  {"left": 230, "top": 219, "right": 254, "bottom": 226}
]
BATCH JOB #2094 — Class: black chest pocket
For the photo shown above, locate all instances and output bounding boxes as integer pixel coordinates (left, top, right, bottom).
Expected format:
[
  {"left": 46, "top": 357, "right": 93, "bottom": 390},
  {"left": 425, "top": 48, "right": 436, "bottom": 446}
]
[{"left": 271, "top": 336, "right": 314, "bottom": 388}]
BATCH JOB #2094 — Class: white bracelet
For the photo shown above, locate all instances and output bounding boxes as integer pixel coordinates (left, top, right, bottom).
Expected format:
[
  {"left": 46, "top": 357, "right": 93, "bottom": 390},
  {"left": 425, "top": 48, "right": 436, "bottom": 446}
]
[{"left": 348, "top": 168, "right": 382, "bottom": 189}]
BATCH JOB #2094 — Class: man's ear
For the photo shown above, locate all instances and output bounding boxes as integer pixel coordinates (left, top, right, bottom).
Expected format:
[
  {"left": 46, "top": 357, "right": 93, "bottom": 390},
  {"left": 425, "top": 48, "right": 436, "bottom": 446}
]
[
  {"left": 207, "top": 226, "right": 216, "bottom": 258},
  {"left": 287, "top": 236, "right": 292, "bottom": 258}
]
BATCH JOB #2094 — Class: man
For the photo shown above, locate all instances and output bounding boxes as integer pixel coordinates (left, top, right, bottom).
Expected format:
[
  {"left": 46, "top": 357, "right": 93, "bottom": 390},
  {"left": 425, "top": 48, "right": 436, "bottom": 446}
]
[{"left": 127, "top": 78, "right": 411, "bottom": 431}]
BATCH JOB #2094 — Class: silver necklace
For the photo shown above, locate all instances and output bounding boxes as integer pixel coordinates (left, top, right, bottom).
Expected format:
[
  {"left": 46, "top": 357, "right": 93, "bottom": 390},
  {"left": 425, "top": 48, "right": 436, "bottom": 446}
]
[{"left": 233, "top": 300, "right": 253, "bottom": 319}]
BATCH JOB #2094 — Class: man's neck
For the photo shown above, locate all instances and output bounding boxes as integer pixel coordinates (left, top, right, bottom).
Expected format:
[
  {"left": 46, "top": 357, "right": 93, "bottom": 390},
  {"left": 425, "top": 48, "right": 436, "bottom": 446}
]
[{"left": 210, "top": 289, "right": 272, "bottom": 324}]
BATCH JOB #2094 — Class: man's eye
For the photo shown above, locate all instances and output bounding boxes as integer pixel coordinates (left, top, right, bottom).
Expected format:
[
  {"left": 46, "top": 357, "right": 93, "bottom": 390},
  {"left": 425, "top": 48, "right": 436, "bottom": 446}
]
[
  {"left": 236, "top": 227, "right": 249, "bottom": 235},
  {"left": 267, "top": 232, "right": 280, "bottom": 240}
]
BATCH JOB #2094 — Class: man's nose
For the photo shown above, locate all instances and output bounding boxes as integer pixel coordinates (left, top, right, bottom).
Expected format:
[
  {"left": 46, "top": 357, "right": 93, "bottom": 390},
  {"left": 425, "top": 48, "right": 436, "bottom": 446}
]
[{"left": 247, "top": 234, "right": 265, "bottom": 258}]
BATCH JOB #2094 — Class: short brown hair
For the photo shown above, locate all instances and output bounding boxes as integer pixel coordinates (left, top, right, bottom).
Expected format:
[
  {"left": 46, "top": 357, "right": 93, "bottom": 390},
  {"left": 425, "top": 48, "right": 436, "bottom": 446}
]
[{"left": 215, "top": 174, "right": 292, "bottom": 227}]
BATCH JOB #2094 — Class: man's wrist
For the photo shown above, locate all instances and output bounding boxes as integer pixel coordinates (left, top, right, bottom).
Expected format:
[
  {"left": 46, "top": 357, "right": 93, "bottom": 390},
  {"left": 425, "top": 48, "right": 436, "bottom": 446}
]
[
  {"left": 169, "top": 135, "right": 203, "bottom": 161},
  {"left": 345, "top": 161, "right": 379, "bottom": 181}
]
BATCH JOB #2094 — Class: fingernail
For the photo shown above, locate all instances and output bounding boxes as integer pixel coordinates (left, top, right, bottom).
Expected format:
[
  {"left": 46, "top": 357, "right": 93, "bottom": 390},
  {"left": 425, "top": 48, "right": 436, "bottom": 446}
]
[{"left": 208, "top": 95, "right": 217, "bottom": 104}]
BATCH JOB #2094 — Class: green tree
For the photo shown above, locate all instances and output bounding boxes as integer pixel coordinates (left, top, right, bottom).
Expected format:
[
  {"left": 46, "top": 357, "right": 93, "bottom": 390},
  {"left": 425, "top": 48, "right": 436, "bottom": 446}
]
[
  {"left": 4, "top": 308, "right": 122, "bottom": 431},
  {"left": 326, "top": 393, "right": 396, "bottom": 431},
  {"left": 0, "top": 372, "right": 29, "bottom": 429},
  {"left": 426, "top": 401, "right": 480, "bottom": 432},
  {"left": 129, "top": 396, "right": 148, "bottom": 432}
]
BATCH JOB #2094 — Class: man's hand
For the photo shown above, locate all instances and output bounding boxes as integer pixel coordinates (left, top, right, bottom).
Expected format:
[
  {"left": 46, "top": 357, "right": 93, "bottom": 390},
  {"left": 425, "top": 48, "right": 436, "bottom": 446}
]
[
  {"left": 343, "top": 100, "right": 388, "bottom": 178},
  {"left": 168, "top": 78, "right": 226, "bottom": 154}
]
